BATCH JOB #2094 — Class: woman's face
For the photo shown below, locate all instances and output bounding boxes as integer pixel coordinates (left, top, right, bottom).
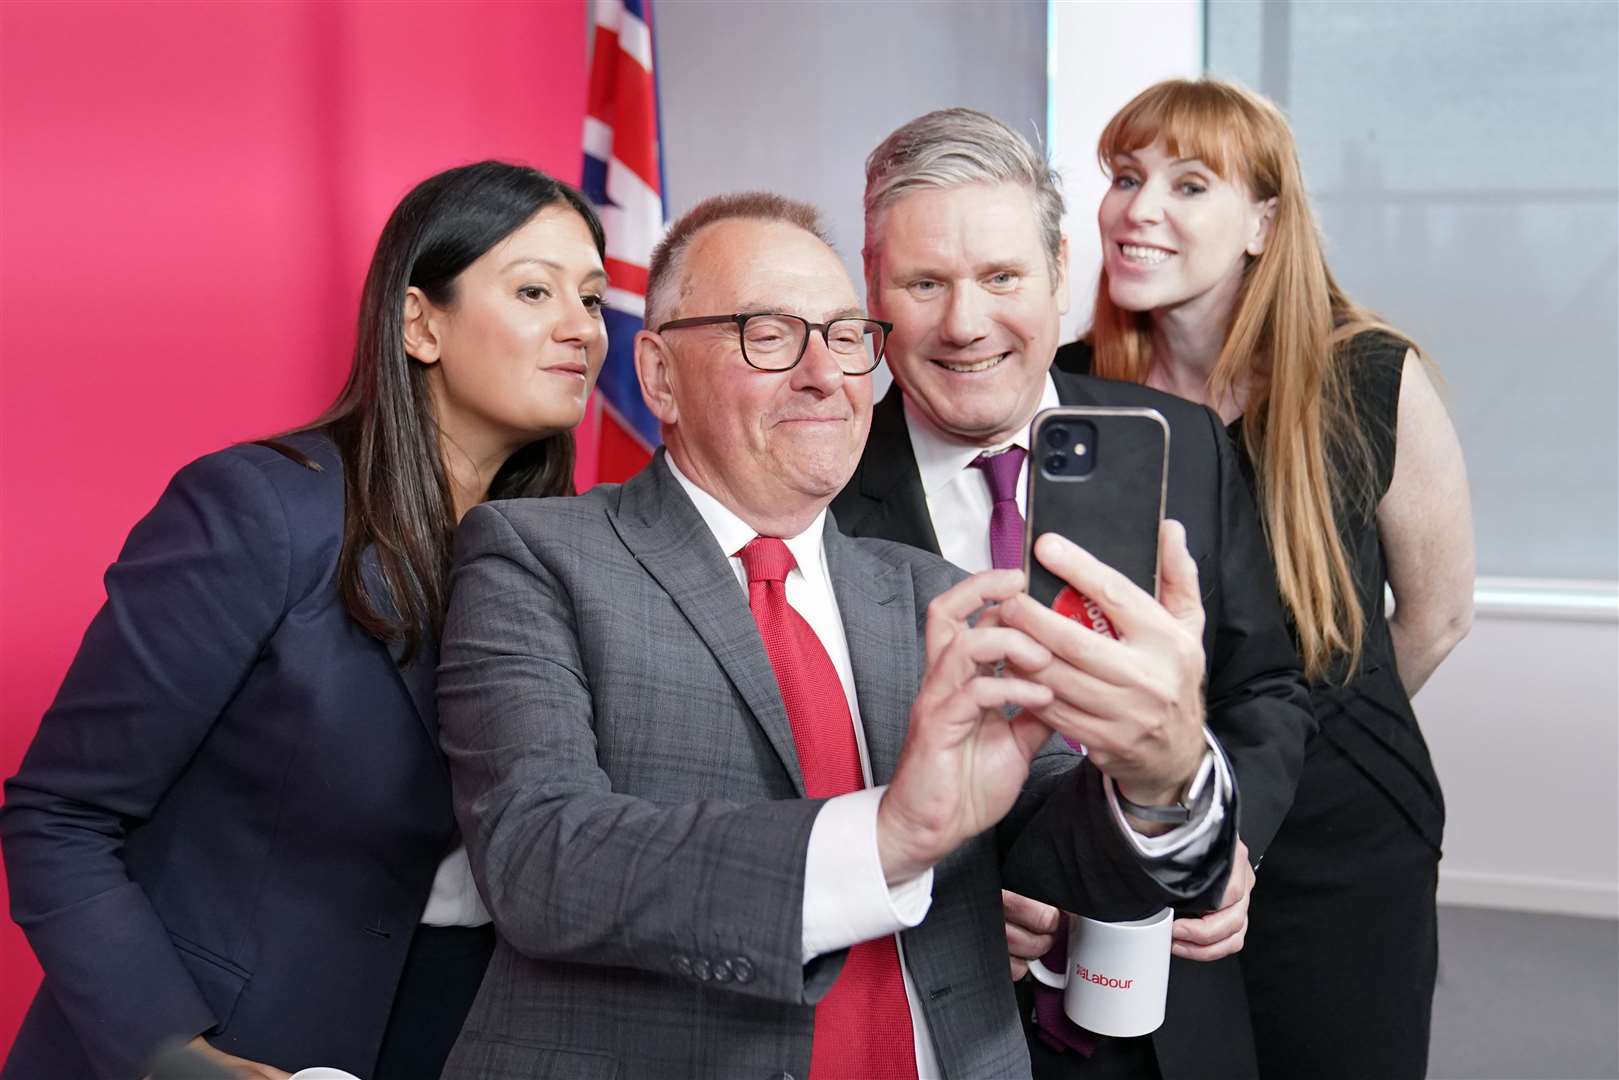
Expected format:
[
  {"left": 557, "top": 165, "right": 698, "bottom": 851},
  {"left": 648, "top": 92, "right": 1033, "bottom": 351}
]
[
  {"left": 416, "top": 205, "right": 608, "bottom": 460},
  {"left": 1098, "top": 139, "right": 1274, "bottom": 325}
]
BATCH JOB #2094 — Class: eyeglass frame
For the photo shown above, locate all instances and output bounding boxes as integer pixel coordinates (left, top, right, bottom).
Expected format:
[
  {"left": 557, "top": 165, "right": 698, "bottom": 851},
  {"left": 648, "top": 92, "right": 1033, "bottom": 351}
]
[{"left": 655, "top": 312, "right": 891, "bottom": 375}]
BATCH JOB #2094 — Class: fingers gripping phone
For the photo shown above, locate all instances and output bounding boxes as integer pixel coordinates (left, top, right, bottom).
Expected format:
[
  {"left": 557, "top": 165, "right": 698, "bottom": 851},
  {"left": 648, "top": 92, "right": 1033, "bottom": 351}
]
[{"left": 1023, "top": 407, "right": 1170, "bottom": 626}]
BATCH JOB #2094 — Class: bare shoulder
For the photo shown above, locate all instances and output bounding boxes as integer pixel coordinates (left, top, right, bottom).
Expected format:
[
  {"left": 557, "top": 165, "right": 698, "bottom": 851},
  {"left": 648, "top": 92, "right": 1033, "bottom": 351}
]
[
  {"left": 1379, "top": 347, "right": 1472, "bottom": 589},
  {"left": 1386, "top": 349, "right": 1461, "bottom": 475}
]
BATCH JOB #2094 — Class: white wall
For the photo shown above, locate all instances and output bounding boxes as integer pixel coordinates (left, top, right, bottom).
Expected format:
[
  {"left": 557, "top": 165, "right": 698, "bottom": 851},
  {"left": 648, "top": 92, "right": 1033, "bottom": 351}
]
[
  {"left": 1421, "top": 587, "right": 1619, "bottom": 918},
  {"left": 1048, "top": 1, "right": 1203, "bottom": 343}
]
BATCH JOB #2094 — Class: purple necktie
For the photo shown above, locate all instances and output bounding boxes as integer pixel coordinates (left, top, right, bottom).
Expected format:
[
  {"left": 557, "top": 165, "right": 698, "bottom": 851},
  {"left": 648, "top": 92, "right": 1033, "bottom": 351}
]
[
  {"left": 971, "top": 447, "right": 1027, "bottom": 571},
  {"left": 1030, "top": 919, "right": 1099, "bottom": 1057},
  {"left": 973, "top": 447, "right": 1097, "bottom": 1056}
]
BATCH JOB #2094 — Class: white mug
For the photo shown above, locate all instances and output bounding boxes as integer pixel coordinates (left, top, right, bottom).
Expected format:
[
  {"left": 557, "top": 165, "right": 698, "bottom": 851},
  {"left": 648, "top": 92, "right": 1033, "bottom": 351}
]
[
  {"left": 290, "top": 1070, "right": 363, "bottom": 1080},
  {"left": 1027, "top": 907, "right": 1174, "bottom": 1037}
]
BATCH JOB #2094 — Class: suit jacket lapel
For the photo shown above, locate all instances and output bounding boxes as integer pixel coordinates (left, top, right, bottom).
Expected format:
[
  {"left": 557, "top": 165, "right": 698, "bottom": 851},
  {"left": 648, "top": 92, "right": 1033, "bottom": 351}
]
[
  {"left": 1053, "top": 369, "right": 1104, "bottom": 407},
  {"left": 609, "top": 455, "right": 807, "bottom": 796},
  {"left": 387, "top": 637, "right": 440, "bottom": 747},
  {"left": 823, "top": 523, "right": 917, "bottom": 786},
  {"left": 851, "top": 389, "right": 943, "bottom": 555},
  {"left": 360, "top": 549, "right": 444, "bottom": 762}
]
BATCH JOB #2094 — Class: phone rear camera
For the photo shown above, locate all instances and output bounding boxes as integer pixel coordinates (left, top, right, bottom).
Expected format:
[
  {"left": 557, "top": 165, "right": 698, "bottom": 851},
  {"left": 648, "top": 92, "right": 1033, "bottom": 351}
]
[
  {"left": 1043, "top": 452, "right": 1068, "bottom": 475},
  {"left": 1044, "top": 425, "right": 1070, "bottom": 449}
]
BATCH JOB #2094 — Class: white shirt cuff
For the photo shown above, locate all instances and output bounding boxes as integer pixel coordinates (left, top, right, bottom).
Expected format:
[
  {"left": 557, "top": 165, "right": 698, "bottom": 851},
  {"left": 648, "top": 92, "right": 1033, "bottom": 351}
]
[
  {"left": 1104, "top": 728, "right": 1231, "bottom": 862},
  {"left": 801, "top": 785, "right": 934, "bottom": 964}
]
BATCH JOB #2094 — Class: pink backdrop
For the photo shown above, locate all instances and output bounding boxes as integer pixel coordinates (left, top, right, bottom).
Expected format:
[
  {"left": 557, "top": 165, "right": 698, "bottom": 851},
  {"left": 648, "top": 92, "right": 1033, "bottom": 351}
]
[{"left": 0, "top": 0, "right": 588, "bottom": 1053}]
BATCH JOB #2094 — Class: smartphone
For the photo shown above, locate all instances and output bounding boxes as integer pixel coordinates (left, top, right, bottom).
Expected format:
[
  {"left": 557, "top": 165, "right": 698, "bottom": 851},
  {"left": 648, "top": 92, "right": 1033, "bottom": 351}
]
[{"left": 1023, "top": 407, "right": 1169, "bottom": 619}]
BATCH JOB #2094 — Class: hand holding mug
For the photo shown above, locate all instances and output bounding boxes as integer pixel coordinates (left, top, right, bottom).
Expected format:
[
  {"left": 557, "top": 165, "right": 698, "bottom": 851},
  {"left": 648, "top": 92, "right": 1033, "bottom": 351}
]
[{"left": 1026, "top": 907, "right": 1174, "bottom": 1038}]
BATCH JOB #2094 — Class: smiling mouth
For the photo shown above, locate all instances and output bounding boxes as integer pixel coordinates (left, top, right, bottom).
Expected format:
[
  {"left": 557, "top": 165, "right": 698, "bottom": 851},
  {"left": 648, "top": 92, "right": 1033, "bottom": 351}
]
[
  {"left": 931, "top": 352, "right": 1009, "bottom": 374},
  {"left": 545, "top": 363, "right": 588, "bottom": 377},
  {"left": 1119, "top": 243, "right": 1172, "bottom": 265}
]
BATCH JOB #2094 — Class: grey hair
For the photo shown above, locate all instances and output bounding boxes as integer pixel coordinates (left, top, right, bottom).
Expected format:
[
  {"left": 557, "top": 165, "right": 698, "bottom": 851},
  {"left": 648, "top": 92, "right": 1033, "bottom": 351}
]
[{"left": 862, "top": 107, "right": 1065, "bottom": 285}]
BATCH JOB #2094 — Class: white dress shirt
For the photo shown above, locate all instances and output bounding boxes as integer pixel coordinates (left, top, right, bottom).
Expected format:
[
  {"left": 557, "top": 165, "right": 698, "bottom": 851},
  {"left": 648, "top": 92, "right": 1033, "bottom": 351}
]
[
  {"left": 903, "top": 376, "right": 1063, "bottom": 574},
  {"left": 901, "top": 376, "right": 1232, "bottom": 861},
  {"left": 419, "top": 844, "right": 492, "bottom": 927}
]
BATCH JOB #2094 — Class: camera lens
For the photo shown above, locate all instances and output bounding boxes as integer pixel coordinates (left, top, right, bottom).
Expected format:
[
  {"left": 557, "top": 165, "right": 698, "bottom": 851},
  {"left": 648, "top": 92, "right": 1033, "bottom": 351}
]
[
  {"left": 1043, "top": 452, "right": 1067, "bottom": 474},
  {"left": 1044, "top": 425, "right": 1070, "bottom": 449}
]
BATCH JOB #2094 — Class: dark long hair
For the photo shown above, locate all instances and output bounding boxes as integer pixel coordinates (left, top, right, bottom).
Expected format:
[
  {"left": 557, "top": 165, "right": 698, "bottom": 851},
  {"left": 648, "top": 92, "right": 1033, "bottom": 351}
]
[{"left": 268, "top": 161, "right": 605, "bottom": 661}]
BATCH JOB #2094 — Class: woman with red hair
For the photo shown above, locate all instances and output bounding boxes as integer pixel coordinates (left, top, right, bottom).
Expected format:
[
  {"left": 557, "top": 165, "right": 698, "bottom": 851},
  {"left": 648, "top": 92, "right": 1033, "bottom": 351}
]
[{"left": 1059, "top": 78, "right": 1474, "bottom": 1078}]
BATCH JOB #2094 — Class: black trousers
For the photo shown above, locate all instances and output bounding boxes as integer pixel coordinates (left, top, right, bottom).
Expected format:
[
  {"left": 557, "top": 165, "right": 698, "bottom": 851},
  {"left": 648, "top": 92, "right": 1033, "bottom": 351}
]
[
  {"left": 1240, "top": 733, "right": 1440, "bottom": 1080},
  {"left": 1017, "top": 980, "right": 1165, "bottom": 1080},
  {"left": 374, "top": 924, "right": 496, "bottom": 1080}
]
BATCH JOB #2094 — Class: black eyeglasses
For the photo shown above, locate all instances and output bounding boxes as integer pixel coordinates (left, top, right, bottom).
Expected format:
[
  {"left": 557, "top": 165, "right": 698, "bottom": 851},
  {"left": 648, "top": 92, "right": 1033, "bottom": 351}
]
[{"left": 656, "top": 312, "right": 890, "bottom": 375}]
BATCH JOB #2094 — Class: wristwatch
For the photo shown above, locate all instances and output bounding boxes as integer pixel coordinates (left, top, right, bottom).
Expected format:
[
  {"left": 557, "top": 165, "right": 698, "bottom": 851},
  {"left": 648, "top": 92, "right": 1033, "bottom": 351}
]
[{"left": 1114, "top": 786, "right": 1193, "bottom": 824}]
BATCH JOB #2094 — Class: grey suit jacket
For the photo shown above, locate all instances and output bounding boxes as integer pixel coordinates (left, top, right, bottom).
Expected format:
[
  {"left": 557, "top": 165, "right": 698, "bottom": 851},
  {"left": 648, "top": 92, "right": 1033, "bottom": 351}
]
[{"left": 436, "top": 453, "right": 1235, "bottom": 1080}]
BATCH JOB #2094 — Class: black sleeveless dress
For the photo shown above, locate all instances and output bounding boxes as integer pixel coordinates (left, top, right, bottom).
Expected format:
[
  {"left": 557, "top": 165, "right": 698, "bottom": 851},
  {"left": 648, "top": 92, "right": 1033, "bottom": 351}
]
[{"left": 1055, "top": 334, "right": 1445, "bottom": 1080}]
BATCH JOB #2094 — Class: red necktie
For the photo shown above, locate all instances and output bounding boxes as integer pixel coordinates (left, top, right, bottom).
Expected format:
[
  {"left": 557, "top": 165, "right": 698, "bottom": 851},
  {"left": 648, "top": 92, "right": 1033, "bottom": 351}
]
[{"left": 738, "top": 537, "right": 919, "bottom": 1080}]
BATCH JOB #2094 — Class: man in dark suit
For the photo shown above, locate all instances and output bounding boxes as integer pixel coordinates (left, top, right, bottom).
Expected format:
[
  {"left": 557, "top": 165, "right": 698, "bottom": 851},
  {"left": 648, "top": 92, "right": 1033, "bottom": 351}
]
[
  {"left": 831, "top": 109, "right": 1315, "bottom": 1079},
  {"left": 437, "top": 192, "right": 1242, "bottom": 1079}
]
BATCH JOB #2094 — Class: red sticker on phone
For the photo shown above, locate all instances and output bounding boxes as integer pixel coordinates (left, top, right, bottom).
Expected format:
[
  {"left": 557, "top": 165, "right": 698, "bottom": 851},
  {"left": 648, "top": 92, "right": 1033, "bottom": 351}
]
[
  {"left": 1052, "top": 586, "right": 1120, "bottom": 640},
  {"left": 1051, "top": 588, "right": 1112, "bottom": 754}
]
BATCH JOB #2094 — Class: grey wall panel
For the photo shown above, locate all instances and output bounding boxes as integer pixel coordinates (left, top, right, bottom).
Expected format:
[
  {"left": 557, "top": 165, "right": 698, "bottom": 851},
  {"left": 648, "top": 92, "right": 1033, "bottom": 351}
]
[
  {"left": 1209, "top": 0, "right": 1619, "bottom": 581},
  {"left": 656, "top": 0, "right": 1047, "bottom": 310}
]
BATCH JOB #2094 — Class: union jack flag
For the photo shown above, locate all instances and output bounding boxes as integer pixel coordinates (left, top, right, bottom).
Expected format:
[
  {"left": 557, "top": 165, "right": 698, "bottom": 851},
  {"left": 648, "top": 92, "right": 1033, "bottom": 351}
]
[{"left": 581, "top": 0, "right": 664, "bottom": 485}]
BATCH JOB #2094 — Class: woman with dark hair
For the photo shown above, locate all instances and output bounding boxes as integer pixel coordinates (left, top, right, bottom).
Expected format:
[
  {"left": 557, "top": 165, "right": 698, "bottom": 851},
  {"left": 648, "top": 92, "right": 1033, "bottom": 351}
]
[
  {"left": 1, "top": 161, "right": 608, "bottom": 1080},
  {"left": 1059, "top": 79, "right": 1473, "bottom": 1078}
]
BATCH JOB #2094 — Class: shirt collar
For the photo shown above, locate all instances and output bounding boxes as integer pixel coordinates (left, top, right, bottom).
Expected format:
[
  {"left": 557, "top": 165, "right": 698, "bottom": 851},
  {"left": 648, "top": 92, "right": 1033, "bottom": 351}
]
[
  {"left": 901, "top": 372, "right": 1062, "bottom": 495},
  {"left": 663, "top": 454, "right": 829, "bottom": 580}
]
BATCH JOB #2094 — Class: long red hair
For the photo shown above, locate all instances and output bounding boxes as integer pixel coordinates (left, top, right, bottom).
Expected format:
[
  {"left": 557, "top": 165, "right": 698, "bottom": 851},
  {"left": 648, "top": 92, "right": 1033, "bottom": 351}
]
[{"left": 1089, "top": 79, "right": 1416, "bottom": 680}]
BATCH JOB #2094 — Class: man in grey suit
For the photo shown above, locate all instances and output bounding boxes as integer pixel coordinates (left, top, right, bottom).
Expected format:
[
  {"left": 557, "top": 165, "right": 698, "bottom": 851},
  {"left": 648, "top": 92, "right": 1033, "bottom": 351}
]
[{"left": 437, "top": 192, "right": 1238, "bottom": 1080}]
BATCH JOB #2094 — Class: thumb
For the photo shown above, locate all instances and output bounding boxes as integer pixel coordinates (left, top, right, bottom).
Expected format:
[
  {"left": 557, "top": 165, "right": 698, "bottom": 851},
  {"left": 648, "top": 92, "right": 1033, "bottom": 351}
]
[
  {"left": 1157, "top": 519, "right": 1204, "bottom": 633},
  {"left": 1010, "top": 709, "right": 1054, "bottom": 763}
]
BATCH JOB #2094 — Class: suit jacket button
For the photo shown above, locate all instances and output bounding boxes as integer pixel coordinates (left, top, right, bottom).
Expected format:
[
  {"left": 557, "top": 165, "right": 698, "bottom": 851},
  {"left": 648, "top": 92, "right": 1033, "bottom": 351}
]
[
  {"left": 672, "top": 954, "right": 693, "bottom": 977},
  {"left": 732, "top": 956, "right": 755, "bottom": 983},
  {"left": 693, "top": 956, "right": 712, "bottom": 981},
  {"left": 711, "top": 958, "right": 733, "bottom": 982}
]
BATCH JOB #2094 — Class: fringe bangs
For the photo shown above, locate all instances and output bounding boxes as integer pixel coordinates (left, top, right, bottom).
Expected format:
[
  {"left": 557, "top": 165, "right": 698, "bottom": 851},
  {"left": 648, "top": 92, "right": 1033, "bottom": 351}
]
[{"left": 1096, "top": 80, "right": 1269, "bottom": 189}]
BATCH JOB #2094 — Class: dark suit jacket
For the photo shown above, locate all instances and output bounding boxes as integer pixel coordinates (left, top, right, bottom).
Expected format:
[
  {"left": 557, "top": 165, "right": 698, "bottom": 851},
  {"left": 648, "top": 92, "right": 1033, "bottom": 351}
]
[
  {"left": 1, "top": 434, "right": 453, "bottom": 1080},
  {"left": 436, "top": 453, "right": 1236, "bottom": 1080},
  {"left": 831, "top": 376, "right": 1316, "bottom": 1080}
]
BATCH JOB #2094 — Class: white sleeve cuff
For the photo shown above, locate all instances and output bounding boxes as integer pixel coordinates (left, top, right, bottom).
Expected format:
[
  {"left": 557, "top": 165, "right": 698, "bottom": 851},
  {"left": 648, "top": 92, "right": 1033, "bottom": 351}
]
[
  {"left": 1105, "top": 728, "right": 1232, "bottom": 861},
  {"left": 801, "top": 785, "right": 934, "bottom": 964}
]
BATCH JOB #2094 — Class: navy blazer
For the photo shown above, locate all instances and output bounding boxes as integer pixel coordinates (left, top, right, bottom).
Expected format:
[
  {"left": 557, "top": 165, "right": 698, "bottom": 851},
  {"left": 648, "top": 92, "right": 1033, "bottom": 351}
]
[{"left": 1, "top": 433, "right": 453, "bottom": 1080}]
